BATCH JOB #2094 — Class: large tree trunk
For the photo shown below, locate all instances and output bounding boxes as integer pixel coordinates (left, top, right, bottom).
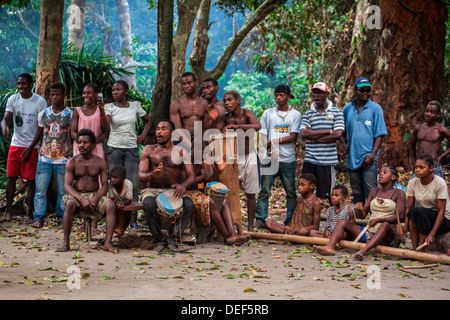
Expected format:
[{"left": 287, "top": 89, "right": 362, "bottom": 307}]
[
  {"left": 171, "top": 0, "right": 202, "bottom": 100},
  {"left": 35, "top": 0, "right": 64, "bottom": 104},
  {"left": 67, "top": 0, "right": 86, "bottom": 50},
  {"left": 336, "top": 0, "right": 380, "bottom": 108},
  {"left": 372, "top": 0, "right": 447, "bottom": 169},
  {"left": 149, "top": 0, "right": 174, "bottom": 144},
  {"left": 115, "top": 0, "right": 136, "bottom": 87}
]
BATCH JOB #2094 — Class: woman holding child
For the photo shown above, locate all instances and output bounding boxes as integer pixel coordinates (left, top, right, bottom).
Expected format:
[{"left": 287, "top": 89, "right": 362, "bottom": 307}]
[{"left": 314, "top": 164, "right": 406, "bottom": 260}]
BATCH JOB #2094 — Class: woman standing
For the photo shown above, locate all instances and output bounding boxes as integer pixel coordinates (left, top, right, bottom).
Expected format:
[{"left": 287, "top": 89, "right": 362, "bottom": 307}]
[
  {"left": 105, "top": 80, "right": 152, "bottom": 227},
  {"left": 71, "top": 83, "right": 109, "bottom": 158}
]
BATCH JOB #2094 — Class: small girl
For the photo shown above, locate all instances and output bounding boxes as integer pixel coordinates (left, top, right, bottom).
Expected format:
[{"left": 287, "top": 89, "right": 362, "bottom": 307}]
[
  {"left": 403, "top": 154, "right": 450, "bottom": 250},
  {"left": 310, "top": 185, "right": 355, "bottom": 238},
  {"left": 314, "top": 165, "right": 406, "bottom": 260}
]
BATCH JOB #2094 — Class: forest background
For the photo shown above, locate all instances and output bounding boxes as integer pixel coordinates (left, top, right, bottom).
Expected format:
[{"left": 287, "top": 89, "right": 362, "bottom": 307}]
[{"left": 0, "top": 0, "right": 449, "bottom": 196}]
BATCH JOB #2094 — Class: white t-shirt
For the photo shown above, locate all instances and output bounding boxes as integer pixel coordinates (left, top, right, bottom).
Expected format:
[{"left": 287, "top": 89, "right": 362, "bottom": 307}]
[
  {"left": 259, "top": 106, "right": 302, "bottom": 163},
  {"left": 406, "top": 176, "right": 450, "bottom": 220},
  {"left": 5, "top": 93, "right": 47, "bottom": 148},
  {"left": 105, "top": 101, "right": 147, "bottom": 149}
]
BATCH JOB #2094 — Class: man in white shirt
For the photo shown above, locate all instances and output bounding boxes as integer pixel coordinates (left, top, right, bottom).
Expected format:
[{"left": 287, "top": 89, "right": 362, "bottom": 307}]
[
  {"left": 255, "top": 84, "right": 302, "bottom": 227},
  {"left": 1, "top": 73, "right": 47, "bottom": 223}
]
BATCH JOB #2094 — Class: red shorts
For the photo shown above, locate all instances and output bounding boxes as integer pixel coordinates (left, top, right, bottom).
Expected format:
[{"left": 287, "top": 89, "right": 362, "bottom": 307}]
[{"left": 6, "top": 146, "right": 38, "bottom": 180}]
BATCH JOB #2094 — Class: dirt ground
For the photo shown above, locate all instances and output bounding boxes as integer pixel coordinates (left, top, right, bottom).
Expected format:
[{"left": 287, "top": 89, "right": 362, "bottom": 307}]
[{"left": 0, "top": 209, "right": 449, "bottom": 303}]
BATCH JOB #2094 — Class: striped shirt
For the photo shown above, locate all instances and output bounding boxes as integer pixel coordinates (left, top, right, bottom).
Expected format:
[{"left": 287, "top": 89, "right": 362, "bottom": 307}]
[
  {"left": 325, "top": 205, "right": 351, "bottom": 233},
  {"left": 300, "top": 100, "right": 345, "bottom": 165}
]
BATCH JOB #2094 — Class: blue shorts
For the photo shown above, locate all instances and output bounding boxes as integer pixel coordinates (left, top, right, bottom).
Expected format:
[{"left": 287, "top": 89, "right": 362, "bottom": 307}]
[{"left": 359, "top": 226, "right": 367, "bottom": 243}]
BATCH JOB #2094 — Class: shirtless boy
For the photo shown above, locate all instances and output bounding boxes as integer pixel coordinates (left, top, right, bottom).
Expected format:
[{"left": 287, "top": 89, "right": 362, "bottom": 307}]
[
  {"left": 57, "top": 129, "right": 116, "bottom": 252},
  {"left": 409, "top": 101, "right": 450, "bottom": 177},
  {"left": 217, "top": 90, "right": 262, "bottom": 231},
  {"left": 138, "top": 120, "right": 196, "bottom": 251},
  {"left": 201, "top": 78, "right": 226, "bottom": 132}
]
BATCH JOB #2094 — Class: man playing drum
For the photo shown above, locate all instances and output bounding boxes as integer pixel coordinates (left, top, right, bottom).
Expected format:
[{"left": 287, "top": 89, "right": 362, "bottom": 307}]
[
  {"left": 138, "top": 120, "right": 196, "bottom": 252},
  {"left": 217, "top": 90, "right": 262, "bottom": 231}
]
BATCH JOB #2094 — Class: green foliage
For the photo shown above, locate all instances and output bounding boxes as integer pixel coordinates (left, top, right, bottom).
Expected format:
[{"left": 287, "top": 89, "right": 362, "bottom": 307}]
[
  {"left": 59, "top": 42, "right": 133, "bottom": 108},
  {"left": 224, "top": 57, "right": 310, "bottom": 118}
]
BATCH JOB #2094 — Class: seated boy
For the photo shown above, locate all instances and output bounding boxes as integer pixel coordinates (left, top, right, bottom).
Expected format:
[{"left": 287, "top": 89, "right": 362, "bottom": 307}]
[
  {"left": 107, "top": 165, "right": 133, "bottom": 237},
  {"left": 265, "top": 173, "right": 321, "bottom": 235}
]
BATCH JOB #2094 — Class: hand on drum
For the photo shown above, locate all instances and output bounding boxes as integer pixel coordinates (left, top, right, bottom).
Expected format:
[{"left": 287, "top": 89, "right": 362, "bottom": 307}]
[{"left": 171, "top": 184, "right": 186, "bottom": 199}]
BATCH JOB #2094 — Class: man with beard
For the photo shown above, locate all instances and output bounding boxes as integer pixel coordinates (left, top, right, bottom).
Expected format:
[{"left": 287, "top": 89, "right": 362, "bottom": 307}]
[
  {"left": 343, "top": 77, "right": 387, "bottom": 205},
  {"left": 138, "top": 120, "right": 196, "bottom": 251},
  {"left": 57, "top": 129, "right": 117, "bottom": 252}
]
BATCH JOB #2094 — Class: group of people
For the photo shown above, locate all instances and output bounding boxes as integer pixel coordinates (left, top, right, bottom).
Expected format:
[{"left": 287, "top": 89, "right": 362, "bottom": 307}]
[{"left": 1, "top": 72, "right": 450, "bottom": 258}]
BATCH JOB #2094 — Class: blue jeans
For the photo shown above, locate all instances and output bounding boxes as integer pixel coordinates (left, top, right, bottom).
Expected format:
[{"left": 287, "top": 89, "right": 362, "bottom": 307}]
[
  {"left": 255, "top": 161, "right": 297, "bottom": 225},
  {"left": 347, "top": 161, "right": 378, "bottom": 204},
  {"left": 34, "top": 160, "right": 66, "bottom": 223}
]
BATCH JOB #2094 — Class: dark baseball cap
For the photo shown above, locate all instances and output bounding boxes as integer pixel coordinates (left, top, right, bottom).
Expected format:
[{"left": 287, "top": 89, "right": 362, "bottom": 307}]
[
  {"left": 274, "top": 84, "right": 295, "bottom": 99},
  {"left": 354, "top": 77, "right": 372, "bottom": 87}
]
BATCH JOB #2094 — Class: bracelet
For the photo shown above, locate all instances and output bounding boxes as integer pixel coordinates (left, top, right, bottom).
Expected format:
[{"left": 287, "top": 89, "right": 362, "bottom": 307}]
[
  {"left": 329, "top": 129, "right": 332, "bottom": 134},
  {"left": 100, "top": 113, "right": 106, "bottom": 119}
]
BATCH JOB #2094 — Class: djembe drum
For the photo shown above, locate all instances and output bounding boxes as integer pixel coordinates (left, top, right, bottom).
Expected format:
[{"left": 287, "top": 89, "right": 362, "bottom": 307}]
[
  {"left": 156, "top": 190, "right": 183, "bottom": 230},
  {"left": 205, "top": 181, "right": 229, "bottom": 213},
  {"left": 209, "top": 132, "right": 243, "bottom": 235}
]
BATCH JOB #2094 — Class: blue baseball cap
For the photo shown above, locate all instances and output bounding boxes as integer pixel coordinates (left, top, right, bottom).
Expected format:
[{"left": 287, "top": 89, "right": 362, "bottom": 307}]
[{"left": 354, "top": 77, "right": 372, "bottom": 88}]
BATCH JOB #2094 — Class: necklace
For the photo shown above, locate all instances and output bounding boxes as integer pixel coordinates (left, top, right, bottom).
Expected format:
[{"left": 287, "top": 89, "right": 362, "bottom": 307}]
[{"left": 277, "top": 106, "right": 291, "bottom": 122}]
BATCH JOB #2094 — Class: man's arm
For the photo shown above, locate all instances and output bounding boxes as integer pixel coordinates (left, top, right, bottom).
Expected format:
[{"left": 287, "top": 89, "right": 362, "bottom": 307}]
[
  {"left": 225, "top": 110, "right": 261, "bottom": 131},
  {"left": 361, "top": 135, "right": 384, "bottom": 169},
  {"left": 70, "top": 108, "right": 79, "bottom": 141},
  {"left": 1, "top": 111, "right": 12, "bottom": 139},
  {"left": 408, "top": 125, "right": 419, "bottom": 169},
  {"left": 22, "top": 126, "right": 44, "bottom": 162},
  {"left": 138, "top": 145, "right": 154, "bottom": 184},
  {"left": 169, "top": 100, "right": 182, "bottom": 129}
]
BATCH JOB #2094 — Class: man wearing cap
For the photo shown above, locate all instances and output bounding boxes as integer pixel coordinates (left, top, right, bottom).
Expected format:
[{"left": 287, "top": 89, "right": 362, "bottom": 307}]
[
  {"left": 300, "top": 82, "right": 344, "bottom": 202},
  {"left": 343, "top": 77, "right": 387, "bottom": 204},
  {"left": 255, "top": 84, "right": 302, "bottom": 228}
]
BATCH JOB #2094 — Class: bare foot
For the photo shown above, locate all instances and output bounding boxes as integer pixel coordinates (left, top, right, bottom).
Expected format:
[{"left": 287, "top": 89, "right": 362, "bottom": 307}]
[
  {"left": 313, "top": 245, "right": 336, "bottom": 256},
  {"left": 155, "top": 244, "right": 166, "bottom": 252},
  {"left": 102, "top": 243, "right": 118, "bottom": 253},
  {"left": 32, "top": 220, "right": 43, "bottom": 228},
  {"left": 22, "top": 216, "right": 33, "bottom": 224},
  {"left": 225, "top": 236, "right": 239, "bottom": 245},
  {"left": 353, "top": 251, "right": 364, "bottom": 261},
  {"left": 167, "top": 243, "right": 179, "bottom": 252},
  {"left": 57, "top": 243, "right": 70, "bottom": 252},
  {"left": 1, "top": 212, "right": 12, "bottom": 222}
]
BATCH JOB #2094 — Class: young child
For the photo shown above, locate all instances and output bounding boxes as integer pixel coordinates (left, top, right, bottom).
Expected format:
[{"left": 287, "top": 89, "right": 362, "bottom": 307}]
[
  {"left": 107, "top": 165, "right": 133, "bottom": 237},
  {"left": 265, "top": 173, "right": 321, "bottom": 235},
  {"left": 403, "top": 155, "right": 450, "bottom": 251},
  {"left": 310, "top": 185, "right": 355, "bottom": 238},
  {"left": 314, "top": 165, "right": 406, "bottom": 260}
]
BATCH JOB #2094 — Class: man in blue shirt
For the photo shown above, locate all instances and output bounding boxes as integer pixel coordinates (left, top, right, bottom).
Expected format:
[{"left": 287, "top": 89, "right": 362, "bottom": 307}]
[{"left": 343, "top": 77, "right": 387, "bottom": 204}]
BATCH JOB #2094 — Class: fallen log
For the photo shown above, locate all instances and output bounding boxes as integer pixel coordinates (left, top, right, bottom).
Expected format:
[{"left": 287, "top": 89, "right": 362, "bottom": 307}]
[{"left": 244, "top": 231, "right": 450, "bottom": 265}]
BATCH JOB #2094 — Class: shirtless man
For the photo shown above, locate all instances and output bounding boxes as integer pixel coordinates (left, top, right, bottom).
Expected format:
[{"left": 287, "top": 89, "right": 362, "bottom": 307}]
[
  {"left": 409, "top": 101, "right": 450, "bottom": 177},
  {"left": 138, "top": 120, "right": 196, "bottom": 251},
  {"left": 170, "top": 72, "right": 208, "bottom": 150},
  {"left": 58, "top": 129, "right": 116, "bottom": 252},
  {"left": 201, "top": 78, "right": 226, "bottom": 132},
  {"left": 217, "top": 90, "right": 262, "bottom": 231}
]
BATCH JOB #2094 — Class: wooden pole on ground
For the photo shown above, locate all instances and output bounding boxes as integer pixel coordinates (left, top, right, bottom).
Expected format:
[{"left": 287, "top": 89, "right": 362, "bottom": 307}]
[{"left": 244, "top": 231, "right": 450, "bottom": 265}]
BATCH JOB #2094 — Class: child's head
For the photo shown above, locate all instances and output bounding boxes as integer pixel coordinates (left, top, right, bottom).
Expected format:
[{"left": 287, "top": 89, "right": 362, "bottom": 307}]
[
  {"left": 330, "top": 184, "right": 348, "bottom": 206},
  {"left": 379, "top": 165, "right": 398, "bottom": 186},
  {"left": 414, "top": 154, "right": 434, "bottom": 178},
  {"left": 298, "top": 173, "right": 317, "bottom": 196},
  {"left": 110, "top": 165, "right": 127, "bottom": 187}
]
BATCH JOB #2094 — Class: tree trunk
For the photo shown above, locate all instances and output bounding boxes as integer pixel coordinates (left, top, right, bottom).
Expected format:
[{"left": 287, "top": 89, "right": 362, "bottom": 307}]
[
  {"left": 35, "top": 0, "right": 64, "bottom": 104},
  {"left": 171, "top": 0, "right": 202, "bottom": 100},
  {"left": 67, "top": 0, "right": 86, "bottom": 50},
  {"left": 115, "top": 0, "right": 136, "bottom": 87},
  {"left": 337, "top": 0, "right": 380, "bottom": 107},
  {"left": 149, "top": 0, "right": 174, "bottom": 144},
  {"left": 372, "top": 0, "right": 447, "bottom": 169}
]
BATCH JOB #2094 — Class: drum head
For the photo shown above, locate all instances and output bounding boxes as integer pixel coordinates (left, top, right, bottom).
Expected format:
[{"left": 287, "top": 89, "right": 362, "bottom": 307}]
[
  {"left": 206, "top": 181, "right": 229, "bottom": 194},
  {"left": 156, "top": 190, "right": 183, "bottom": 216}
]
